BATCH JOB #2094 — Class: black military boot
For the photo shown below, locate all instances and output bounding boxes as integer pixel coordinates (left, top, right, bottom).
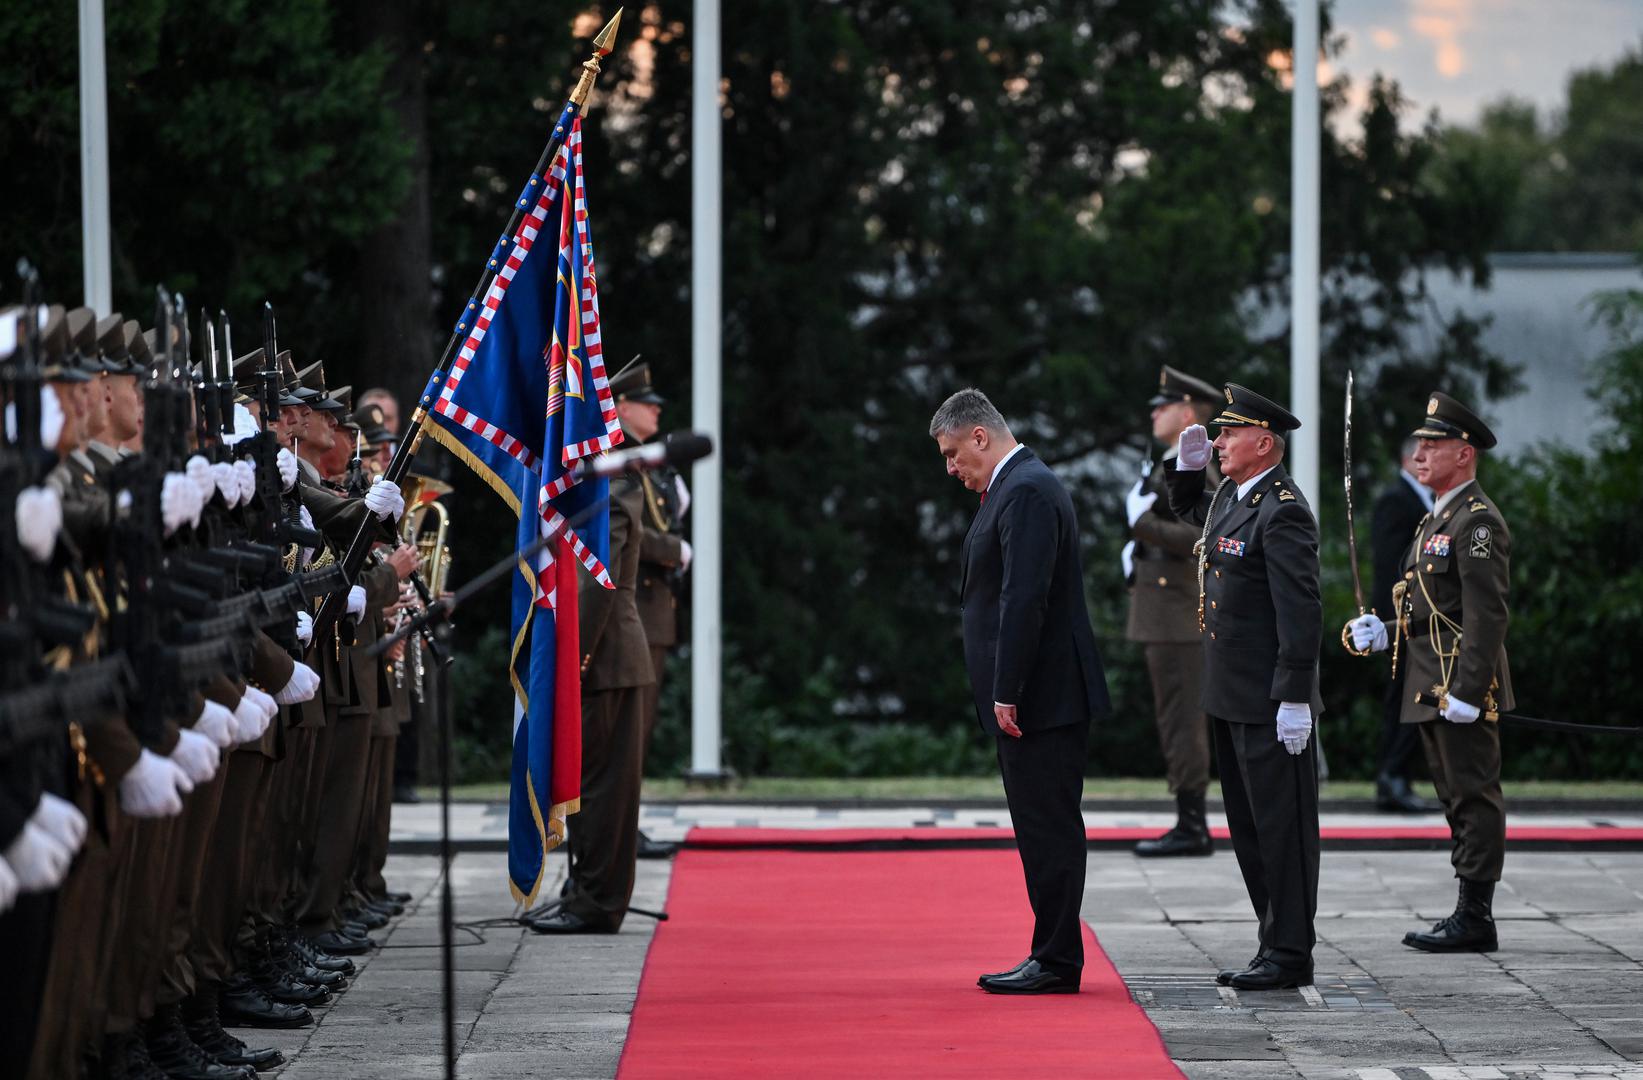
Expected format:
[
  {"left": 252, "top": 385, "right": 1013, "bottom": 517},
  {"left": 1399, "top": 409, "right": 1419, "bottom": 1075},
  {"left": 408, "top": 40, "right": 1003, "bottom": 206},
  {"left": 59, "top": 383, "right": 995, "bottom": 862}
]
[
  {"left": 218, "top": 972, "right": 313, "bottom": 1029},
  {"left": 105, "top": 1029, "right": 170, "bottom": 1080},
  {"left": 1403, "top": 878, "right": 1498, "bottom": 953},
  {"left": 246, "top": 933, "right": 333, "bottom": 1007},
  {"left": 144, "top": 1005, "right": 257, "bottom": 1079},
  {"left": 285, "top": 930, "right": 356, "bottom": 975},
  {"left": 1134, "top": 790, "right": 1214, "bottom": 857},
  {"left": 182, "top": 984, "right": 285, "bottom": 1073},
  {"left": 266, "top": 931, "right": 348, "bottom": 989},
  {"left": 1375, "top": 773, "right": 1438, "bottom": 814}
]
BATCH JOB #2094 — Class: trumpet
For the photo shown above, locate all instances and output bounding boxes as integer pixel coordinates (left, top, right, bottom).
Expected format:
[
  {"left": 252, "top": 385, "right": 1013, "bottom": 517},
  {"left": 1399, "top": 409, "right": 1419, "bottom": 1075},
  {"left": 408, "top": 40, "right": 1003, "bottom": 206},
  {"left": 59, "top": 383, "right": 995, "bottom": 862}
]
[{"left": 399, "top": 473, "right": 452, "bottom": 701}]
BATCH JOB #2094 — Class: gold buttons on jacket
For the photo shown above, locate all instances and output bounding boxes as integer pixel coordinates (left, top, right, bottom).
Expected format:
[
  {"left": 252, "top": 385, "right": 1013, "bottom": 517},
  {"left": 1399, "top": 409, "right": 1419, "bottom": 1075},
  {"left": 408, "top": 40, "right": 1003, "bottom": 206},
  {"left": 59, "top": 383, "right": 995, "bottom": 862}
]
[
  {"left": 1405, "top": 571, "right": 1414, "bottom": 580},
  {"left": 1210, "top": 632, "right": 1217, "bottom": 639},
  {"left": 1426, "top": 563, "right": 1434, "bottom": 572},
  {"left": 1157, "top": 576, "right": 1168, "bottom": 586},
  {"left": 1214, "top": 570, "right": 1222, "bottom": 579},
  {"left": 1211, "top": 600, "right": 1218, "bottom": 609}
]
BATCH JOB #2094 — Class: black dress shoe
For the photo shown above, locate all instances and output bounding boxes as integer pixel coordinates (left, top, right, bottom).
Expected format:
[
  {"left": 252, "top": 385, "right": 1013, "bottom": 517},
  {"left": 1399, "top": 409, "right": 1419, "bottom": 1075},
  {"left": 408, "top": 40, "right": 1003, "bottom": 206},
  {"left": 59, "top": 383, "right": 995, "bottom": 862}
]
[
  {"left": 1376, "top": 774, "right": 1439, "bottom": 814},
  {"left": 636, "top": 831, "right": 681, "bottom": 860},
  {"left": 978, "top": 957, "right": 1032, "bottom": 986},
  {"left": 384, "top": 890, "right": 413, "bottom": 904},
  {"left": 978, "top": 960, "right": 1079, "bottom": 995},
  {"left": 526, "top": 910, "right": 612, "bottom": 934},
  {"left": 392, "top": 783, "right": 421, "bottom": 804},
  {"left": 219, "top": 976, "right": 313, "bottom": 1029},
  {"left": 365, "top": 897, "right": 405, "bottom": 917},
  {"left": 345, "top": 906, "right": 389, "bottom": 930},
  {"left": 1215, "top": 955, "right": 1265, "bottom": 986},
  {"left": 1226, "top": 958, "right": 1311, "bottom": 991}
]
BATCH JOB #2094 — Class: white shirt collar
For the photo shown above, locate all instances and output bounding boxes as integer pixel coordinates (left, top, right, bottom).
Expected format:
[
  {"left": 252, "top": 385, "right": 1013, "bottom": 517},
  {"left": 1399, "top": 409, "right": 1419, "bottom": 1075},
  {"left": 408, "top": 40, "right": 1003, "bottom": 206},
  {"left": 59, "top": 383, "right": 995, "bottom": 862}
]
[
  {"left": 1235, "top": 465, "right": 1278, "bottom": 501},
  {"left": 988, "top": 443, "right": 1026, "bottom": 492},
  {"left": 1432, "top": 478, "right": 1476, "bottom": 519},
  {"left": 1401, "top": 468, "right": 1434, "bottom": 511}
]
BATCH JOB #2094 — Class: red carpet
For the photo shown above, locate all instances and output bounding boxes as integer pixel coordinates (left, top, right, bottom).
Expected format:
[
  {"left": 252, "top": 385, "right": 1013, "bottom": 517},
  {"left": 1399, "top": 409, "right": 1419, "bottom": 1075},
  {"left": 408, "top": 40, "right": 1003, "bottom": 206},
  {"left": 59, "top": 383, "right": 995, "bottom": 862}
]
[
  {"left": 618, "top": 847, "right": 1181, "bottom": 1080},
  {"left": 685, "top": 825, "right": 1643, "bottom": 848}
]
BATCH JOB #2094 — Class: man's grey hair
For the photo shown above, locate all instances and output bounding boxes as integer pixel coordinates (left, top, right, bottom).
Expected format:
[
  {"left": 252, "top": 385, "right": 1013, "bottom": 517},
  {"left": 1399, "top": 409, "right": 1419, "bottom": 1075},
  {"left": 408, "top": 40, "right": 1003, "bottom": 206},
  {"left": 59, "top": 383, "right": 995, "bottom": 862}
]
[
  {"left": 929, "top": 388, "right": 1010, "bottom": 439},
  {"left": 1269, "top": 432, "right": 1286, "bottom": 457}
]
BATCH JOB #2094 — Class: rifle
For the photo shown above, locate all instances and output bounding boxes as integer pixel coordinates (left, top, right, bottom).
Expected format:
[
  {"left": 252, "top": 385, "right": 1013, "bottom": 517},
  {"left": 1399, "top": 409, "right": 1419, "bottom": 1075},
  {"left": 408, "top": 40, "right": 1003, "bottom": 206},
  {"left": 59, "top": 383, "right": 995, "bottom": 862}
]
[{"left": 0, "top": 656, "right": 135, "bottom": 757}]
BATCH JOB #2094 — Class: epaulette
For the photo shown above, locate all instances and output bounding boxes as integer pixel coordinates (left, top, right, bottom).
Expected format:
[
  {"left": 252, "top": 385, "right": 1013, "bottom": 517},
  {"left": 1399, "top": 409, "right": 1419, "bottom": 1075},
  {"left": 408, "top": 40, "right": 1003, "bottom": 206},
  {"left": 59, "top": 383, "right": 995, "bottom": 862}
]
[
  {"left": 1276, "top": 486, "right": 1295, "bottom": 502},
  {"left": 1467, "top": 498, "right": 1489, "bottom": 513}
]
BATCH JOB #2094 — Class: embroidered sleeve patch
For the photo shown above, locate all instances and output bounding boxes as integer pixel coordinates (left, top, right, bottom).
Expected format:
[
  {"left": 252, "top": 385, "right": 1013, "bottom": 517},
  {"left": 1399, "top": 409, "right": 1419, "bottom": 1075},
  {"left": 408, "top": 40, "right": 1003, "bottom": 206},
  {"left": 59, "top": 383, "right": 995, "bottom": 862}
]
[
  {"left": 1468, "top": 525, "right": 1493, "bottom": 559},
  {"left": 1422, "top": 534, "right": 1452, "bottom": 557},
  {"left": 1215, "top": 537, "right": 1246, "bottom": 557}
]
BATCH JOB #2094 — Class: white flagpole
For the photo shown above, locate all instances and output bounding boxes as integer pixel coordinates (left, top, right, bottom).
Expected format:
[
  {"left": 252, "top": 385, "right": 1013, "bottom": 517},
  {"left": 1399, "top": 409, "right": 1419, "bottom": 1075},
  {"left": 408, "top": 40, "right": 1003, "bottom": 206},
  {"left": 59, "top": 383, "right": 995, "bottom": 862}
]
[
  {"left": 79, "top": 0, "right": 113, "bottom": 315},
  {"left": 1290, "top": 0, "right": 1321, "bottom": 511}
]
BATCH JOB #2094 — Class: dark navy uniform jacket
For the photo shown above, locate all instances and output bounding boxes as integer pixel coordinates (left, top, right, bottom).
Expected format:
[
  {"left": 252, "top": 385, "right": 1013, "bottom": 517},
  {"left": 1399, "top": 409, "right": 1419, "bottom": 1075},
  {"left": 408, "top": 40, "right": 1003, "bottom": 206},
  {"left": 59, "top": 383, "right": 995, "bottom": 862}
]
[{"left": 1165, "top": 463, "right": 1322, "bottom": 724}]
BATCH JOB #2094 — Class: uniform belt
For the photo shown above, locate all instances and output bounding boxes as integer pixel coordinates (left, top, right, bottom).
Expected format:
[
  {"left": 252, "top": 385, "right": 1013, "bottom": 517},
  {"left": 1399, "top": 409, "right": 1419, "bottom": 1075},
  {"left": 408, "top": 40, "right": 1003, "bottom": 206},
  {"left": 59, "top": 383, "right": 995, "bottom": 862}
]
[{"left": 1405, "top": 622, "right": 1430, "bottom": 640}]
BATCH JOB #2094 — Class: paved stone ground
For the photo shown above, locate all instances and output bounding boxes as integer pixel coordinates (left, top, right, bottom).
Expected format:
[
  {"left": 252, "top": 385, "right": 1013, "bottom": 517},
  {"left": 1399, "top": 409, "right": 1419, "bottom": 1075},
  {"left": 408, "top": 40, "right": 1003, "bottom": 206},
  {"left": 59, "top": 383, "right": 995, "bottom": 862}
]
[{"left": 249, "top": 845, "right": 1643, "bottom": 1079}]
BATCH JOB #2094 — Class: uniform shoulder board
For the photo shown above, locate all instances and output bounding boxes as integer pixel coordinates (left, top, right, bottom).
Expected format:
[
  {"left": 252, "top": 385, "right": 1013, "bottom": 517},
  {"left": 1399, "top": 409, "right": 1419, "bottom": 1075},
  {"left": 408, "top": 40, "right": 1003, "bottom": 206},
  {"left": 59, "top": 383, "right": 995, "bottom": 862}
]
[
  {"left": 1276, "top": 488, "right": 1296, "bottom": 502},
  {"left": 1467, "top": 498, "right": 1489, "bottom": 513}
]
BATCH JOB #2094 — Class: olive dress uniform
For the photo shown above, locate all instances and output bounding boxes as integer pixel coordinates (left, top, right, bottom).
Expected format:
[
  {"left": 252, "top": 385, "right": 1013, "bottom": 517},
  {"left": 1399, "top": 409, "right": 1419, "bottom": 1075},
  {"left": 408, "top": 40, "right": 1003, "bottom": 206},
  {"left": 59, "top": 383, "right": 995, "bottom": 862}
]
[{"left": 1165, "top": 385, "right": 1323, "bottom": 988}]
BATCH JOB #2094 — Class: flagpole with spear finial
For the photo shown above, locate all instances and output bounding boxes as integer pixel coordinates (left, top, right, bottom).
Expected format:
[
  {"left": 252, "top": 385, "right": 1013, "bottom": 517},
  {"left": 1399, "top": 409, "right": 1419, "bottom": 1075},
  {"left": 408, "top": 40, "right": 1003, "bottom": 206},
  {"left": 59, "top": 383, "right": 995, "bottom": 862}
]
[{"left": 313, "top": 8, "right": 624, "bottom": 642}]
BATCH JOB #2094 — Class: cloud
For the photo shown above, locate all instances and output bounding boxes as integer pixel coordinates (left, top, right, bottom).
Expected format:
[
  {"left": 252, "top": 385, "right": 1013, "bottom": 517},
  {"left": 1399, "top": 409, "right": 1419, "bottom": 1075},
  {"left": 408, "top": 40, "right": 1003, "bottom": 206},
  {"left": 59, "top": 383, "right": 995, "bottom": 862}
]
[
  {"left": 1370, "top": 26, "right": 1402, "bottom": 49},
  {"left": 1409, "top": 0, "right": 1477, "bottom": 79}
]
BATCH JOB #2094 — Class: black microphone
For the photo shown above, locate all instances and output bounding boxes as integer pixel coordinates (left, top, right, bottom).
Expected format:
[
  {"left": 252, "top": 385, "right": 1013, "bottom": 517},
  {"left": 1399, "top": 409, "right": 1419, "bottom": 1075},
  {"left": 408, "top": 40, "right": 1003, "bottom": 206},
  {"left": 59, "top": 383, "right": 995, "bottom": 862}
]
[{"left": 570, "top": 430, "right": 714, "bottom": 481}]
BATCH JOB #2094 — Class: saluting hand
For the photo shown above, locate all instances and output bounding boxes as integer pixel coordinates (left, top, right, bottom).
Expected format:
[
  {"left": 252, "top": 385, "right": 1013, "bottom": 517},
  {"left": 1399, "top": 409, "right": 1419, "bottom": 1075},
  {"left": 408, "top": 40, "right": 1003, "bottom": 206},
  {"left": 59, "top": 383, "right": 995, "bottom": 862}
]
[
  {"left": 1177, "top": 424, "right": 1212, "bottom": 471},
  {"left": 994, "top": 703, "right": 1023, "bottom": 739}
]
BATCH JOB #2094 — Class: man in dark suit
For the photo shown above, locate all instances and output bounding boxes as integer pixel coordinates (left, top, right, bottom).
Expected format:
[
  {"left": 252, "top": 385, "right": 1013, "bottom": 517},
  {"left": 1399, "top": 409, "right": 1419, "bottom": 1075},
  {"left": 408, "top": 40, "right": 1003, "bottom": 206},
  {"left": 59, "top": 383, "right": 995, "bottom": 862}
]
[
  {"left": 1165, "top": 384, "right": 1322, "bottom": 991},
  {"left": 1368, "top": 438, "right": 1437, "bottom": 813},
  {"left": 930, "top": 388, "right": 1109, "bottom": 995}
]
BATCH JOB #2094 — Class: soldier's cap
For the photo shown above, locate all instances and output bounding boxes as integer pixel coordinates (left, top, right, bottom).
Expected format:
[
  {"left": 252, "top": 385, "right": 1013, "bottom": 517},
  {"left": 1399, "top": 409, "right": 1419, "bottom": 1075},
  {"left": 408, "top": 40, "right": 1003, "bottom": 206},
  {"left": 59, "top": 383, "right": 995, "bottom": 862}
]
[
  {"left": 1209, "top": 382, "right": 1301, "bottom": 433},
  {"left": 276, "top": 351, "right": 303, "bottom": 407},
  {"left": 292, "top": 360, "right": 327, "bottom": 402},
  {"left": 355, "top": 402, "right": 395, "bottom": 446},
  {"left": 123, "top": 320, "right": 152, "bottom": 372},
  {"left": 96, "top": 314, "right": 136, "bottom": 374},
  {"left": 140, "top": 324, "right": 187, "bottom": 373},
  {"left": 608, "top": 356, "right": 663, "bottom": 405},
  {"left": 230, "top": 347, "right": 265, "bottom": 403},
  {"left": 42, "top": 306, "right": 90, "bottom": 382},
  {"left": 316, "top": 383, "right": 351, "bottom": 415},
  {"left": 67, "top": 306, "right": 114, "bottom": 376},
  {"left": 1149, "top": 365, "right": 1221, "bottom": 408},
  {"left": 1412, "top": 391, "right": 1496, "bottom": 450}
]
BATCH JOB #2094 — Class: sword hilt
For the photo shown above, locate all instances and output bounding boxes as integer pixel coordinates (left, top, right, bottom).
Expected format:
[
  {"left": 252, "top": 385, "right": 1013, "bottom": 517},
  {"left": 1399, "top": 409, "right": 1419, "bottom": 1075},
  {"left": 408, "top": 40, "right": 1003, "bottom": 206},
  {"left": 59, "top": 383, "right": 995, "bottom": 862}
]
[{"left": 1414, "top": 690, "right": 1500, "bottom": 723}]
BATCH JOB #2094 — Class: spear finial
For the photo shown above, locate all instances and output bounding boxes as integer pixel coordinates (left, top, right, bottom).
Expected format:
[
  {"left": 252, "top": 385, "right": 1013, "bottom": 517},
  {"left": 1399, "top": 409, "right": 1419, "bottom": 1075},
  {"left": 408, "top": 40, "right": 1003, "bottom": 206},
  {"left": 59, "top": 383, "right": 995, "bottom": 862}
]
[{"left": 570, "top": 8, "right": 624, "bottom": 107}]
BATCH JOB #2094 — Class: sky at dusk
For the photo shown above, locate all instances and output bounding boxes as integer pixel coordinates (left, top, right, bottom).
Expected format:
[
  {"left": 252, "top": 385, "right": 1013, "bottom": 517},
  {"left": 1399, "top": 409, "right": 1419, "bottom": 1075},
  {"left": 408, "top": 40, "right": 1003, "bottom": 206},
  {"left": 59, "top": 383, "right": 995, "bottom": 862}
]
[{"left": 1325, "top": 0, "right": 1643, "bottom": 130}]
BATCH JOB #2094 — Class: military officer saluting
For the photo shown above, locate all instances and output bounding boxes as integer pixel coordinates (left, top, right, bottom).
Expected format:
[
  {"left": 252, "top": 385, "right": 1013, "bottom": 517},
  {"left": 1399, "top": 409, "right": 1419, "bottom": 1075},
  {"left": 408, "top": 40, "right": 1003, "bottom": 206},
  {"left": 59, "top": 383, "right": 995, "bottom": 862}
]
[
  {"left": 1348, "top": 392, "right": 1511, "bottom": 953},
  {"left": 1165, "top": 384, "right": 1323, "bottom": 991}
]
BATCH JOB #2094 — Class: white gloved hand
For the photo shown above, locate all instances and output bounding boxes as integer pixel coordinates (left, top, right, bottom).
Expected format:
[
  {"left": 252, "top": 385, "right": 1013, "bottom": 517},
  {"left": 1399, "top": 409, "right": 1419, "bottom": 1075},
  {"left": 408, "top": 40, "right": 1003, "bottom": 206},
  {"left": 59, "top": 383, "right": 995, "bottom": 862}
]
[
  {"left": 1120, "top": 539, "right": 1136, "bottom": 580},
  {"left": 194, "top": 699, "right": 236, "bottom": 749},
  {"left": 241, "top": 685, "right": 277, "bottom": 739},
  {"left": 160, "top": 472, "right": 200, "bottom": 535},
  {"left": 210, "top": 462, "right": 239, "bottom": 507},
  {"left": 295, "top": 610, "right": 314, "bottom": 647},
  {"left": 1442, "top": 696, "right": 1481, "bottom": 724},
  {"left": 679, "top": 539, "right": 694, "bottom": 573},
  {"left": 674, "top": 474, "right": 692, "bottom": 518},
  {"left": 274, "top": 661, "right": 321, "bottom": 705},
  {"left": 1276, "top": 701, "right": 1313, "bottom": 756},
  {"left": 118, "top": 749, "right": 189, "bottom": 816},
  {"left": 234, "top": 459, "right": 256, "bottom": 504},
  {"left": 15, "top": 485, "right": 62, "bottom": 563},
  {"left": 277, "top": 446, "right": 299, "bottom": 491},
  {"left": 186, "top": 454, "right": 215, "bottom": 503},
  {"left": 1125, "top": 479, "right": 1158, "bottom": 528},
  {"left": 0, "top": 855, "right": 18, "bottom": 914},
  {"left": 346, "top": 585, "right": 366, "bottom": 619},
  {"left": 1177, "top": 424, "right": 1212, "bottom": 471},
  {"left": 229, "top": 694, "right": 261, "bottom": 744},
  {"left": 298, "top": 504, "right": 317, "bottom": 567},
  {"left": 170, "top": 728, "right": 220, "bottom": 786},
  {"left": 365, "top": 477, "right": 404, "bottom": 521},
  {"left": 5, "top": 384, "right": 67, "bottom": 450},
  {"left": 3, "top": 820, "right": 74, "bottom": 891},
  {"left": 29, "top": 792, "right": 87, "bottom": 854},
  {"left": 1349, "top": 613, "right": 1389, "bottom": 653}
]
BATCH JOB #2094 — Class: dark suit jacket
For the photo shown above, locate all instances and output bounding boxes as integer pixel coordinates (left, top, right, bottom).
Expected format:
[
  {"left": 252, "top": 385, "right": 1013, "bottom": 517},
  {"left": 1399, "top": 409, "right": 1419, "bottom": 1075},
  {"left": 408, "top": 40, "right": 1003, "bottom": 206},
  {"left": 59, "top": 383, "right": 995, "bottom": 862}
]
[
  {"left": 1370, "top": 474, "right": 1428, "bottom": 620},
  {"left": 960, "top": 448, "right": 1109, "bottom": 736},
  {"left": 1165, "top": 463, "right": 1322, "bottom": 724}
]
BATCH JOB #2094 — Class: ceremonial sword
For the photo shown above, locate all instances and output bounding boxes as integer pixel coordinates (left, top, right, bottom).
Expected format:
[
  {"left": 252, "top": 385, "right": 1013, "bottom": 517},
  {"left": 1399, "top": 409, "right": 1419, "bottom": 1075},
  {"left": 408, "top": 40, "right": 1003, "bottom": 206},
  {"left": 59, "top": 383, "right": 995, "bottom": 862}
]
[
  {"left": 1340, "top": 369, "right": 1374, "bottom": 656},
  {"left": 1413, "top": 692, "right": 1643, "bottom": 737}
]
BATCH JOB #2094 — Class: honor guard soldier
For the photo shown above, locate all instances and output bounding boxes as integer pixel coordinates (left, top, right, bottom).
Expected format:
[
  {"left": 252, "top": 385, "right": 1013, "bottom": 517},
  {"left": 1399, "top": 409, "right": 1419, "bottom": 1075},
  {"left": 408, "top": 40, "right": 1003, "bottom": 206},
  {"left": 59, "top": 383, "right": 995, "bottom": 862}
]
[
  {"left": 1127, "top": 365, "right": 1222, "bottom": 858},
  {"left": 1348, "top": 392, "right": 1511, "bottom": 952},
  {"left": 1165, "top": 384, "right": 1323, "bottom": 991}
]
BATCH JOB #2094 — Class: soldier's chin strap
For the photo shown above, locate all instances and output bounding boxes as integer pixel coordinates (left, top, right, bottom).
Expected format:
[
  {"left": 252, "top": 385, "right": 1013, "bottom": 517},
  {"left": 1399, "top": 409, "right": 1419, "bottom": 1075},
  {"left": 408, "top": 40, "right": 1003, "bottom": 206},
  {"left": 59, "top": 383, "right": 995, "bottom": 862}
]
[{"left": 1413, "top": 692, "right": 1643, "bottom": 737}]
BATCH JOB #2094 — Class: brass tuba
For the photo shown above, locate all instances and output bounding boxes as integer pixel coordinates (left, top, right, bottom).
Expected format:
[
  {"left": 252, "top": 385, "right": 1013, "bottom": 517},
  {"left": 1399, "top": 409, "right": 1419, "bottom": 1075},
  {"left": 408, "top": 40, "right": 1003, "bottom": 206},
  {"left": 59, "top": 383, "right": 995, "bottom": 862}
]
[{"left": 399, "top": 474, "right": 452, "bottom": 701}]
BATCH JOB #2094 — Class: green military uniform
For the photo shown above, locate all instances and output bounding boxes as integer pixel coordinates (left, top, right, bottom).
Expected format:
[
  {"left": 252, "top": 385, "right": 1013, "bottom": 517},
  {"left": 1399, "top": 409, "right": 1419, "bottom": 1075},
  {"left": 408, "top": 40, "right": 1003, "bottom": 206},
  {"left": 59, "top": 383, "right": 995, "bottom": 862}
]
[
  {"left": 1127, "top": 365, "right": 1221, "bottom": 857},
  {"left": 1392, "top": 393, "right": 1512, "bottom": 953}
]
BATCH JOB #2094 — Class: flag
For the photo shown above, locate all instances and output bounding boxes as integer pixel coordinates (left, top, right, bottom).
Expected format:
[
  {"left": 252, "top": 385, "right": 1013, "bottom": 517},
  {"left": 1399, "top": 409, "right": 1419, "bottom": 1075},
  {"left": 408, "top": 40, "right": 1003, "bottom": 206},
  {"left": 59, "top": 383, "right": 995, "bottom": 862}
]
[{"left": 425, "top": 105, "right": 622, "bottom": 905}]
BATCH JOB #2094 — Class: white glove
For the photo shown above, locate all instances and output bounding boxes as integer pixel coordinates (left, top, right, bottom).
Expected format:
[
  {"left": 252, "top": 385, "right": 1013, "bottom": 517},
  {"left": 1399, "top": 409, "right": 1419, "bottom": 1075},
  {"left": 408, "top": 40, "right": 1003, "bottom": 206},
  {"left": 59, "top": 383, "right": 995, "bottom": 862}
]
[
  {"left": 1177, "top": 424, "right": 1212, "bottom": 471},
  {"left": 277, "top": 446, "right": 299, "bottom": 491},
  {"left": 170, "top": 728, "right": 220, "bottom": 785},
  {"left": 240, "top": 685, "right": 277, "bottom": 739},
  {"left": 364, "top": 477, "right": 404, "bottom": 521},
  {"left": 295, "top": 610, "right": 314, "bottom": 646},
  {"left": 118, "top": 749, "right": 189, "bottom": 816},
  {"left": 209, "top": 462, "right": 239, "bottom": 507},
  {"left": 15, "top": 485, "right": 62, "bottom": 563},
  {"left": 275, "top": 661, "right": 321, "bottom": 705},
  {"left": 2, "top": 820, "right": 74, "bottom": 891},
  {"left": 346, "top": 585, "right": 366, "bottom": 619},
  {"left": 193, "top": 699, "right": 236, "bottom": 749},
  {"left": 1120, "top": 539, "right": 1135, "bottom": 580},
  {"left": 3, "top": 385, "right": 67, "bottom": 450},
  {"left": 234, "top": 459, "right": 257, "bottom": 504},
  {"left": 186, "top": 454, "right": 215, "bottom": 503},
  {"left": 674, "top": 474, "right": 691, "bottom": 518},
  {"left": 30, "top": 791, "right": 88, "bottom": 854},
  {"left": 679, "top": 538, "right": 694, "bottom": 573},
  {"left": 1125, "top": 479, "right": 1158, "bottom": 528},
  {"left": 160, "top": 472, "right": 197, "bottom": 534},
  {"left": 1443, "top": 696, "right": 1481, "bottom": 724},
  {"left": 229, "top": 694, "right": 261, "bottom": 744},
  {"left": 0, "top": 855, "right": 18, "bottom": 914},
  {"left": 1349, "top": 613, "right": 1388, "bottom": 653},
  {"left": 1276, "top": 702, "right": 1312, "bottom": 756},
  {"left": 298, "top": 504, "right": 317, "bottom": 567}
]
